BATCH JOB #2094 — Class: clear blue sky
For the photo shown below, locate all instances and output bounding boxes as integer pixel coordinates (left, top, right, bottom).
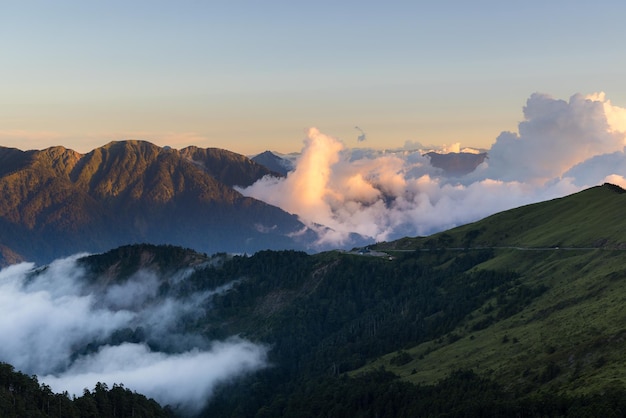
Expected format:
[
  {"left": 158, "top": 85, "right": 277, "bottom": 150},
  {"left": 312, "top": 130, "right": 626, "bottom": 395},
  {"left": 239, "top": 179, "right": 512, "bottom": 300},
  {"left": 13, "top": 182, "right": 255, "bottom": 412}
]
[{"left": 1, "top": 0, "right": 625, "bottom": 154}]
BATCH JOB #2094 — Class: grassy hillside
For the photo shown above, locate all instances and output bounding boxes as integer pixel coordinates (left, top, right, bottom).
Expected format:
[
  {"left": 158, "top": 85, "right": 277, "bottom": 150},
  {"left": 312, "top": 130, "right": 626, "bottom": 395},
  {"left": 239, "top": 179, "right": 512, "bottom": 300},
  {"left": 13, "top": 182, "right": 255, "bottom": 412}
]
[
  {"left": 359, "top": 248, "right": 626, "bottom": 392},
  {"left": 376, "top": 183, "right": 626, "bottom": 251},
  {"left": 359, "top": 183, "right": 626, "bottom": 395}
]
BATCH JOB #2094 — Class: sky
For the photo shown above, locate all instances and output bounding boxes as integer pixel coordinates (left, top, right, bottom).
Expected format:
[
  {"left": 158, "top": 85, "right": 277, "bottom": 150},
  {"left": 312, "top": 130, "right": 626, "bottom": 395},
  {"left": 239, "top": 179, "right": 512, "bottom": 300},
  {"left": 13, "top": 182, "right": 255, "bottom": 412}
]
[{"left": 2, "top": 1, "right": 626, "bottom": 155}]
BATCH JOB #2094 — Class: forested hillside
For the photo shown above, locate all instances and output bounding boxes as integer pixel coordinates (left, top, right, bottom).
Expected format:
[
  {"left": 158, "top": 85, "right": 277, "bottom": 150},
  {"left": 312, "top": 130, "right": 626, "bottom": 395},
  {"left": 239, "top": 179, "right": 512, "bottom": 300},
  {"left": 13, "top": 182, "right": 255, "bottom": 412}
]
[
  {"left": 1, "top": 184, "right": 625, "bottom": 416},
  {"left": 0, "top": 363, "right": 173, "bottom": 418}
]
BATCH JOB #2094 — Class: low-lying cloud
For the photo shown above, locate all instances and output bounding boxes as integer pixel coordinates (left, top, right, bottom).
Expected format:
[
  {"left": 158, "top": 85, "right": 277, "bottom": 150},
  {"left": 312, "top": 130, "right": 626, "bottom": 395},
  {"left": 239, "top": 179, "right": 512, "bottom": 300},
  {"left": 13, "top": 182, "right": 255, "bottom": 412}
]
[
  {"left": 0, "top": 255, "right": 267, "bottom": 415},
  {"left": 239, "top": 92, "right": 626, "bottom": 245}
]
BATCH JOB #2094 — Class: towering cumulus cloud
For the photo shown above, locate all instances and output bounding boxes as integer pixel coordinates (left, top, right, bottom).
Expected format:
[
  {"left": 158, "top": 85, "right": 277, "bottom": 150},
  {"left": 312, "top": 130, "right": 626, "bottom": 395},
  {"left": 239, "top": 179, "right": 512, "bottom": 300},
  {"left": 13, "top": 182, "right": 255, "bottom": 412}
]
[
  {"left": 240, "top": 92, "right": 626, "bottom": 245},
  {"left": 483, "top": 93, "right": 626, "bottom": 183},
  {"left": 0, "top": 256, "right": 268, "bottom": 415}
]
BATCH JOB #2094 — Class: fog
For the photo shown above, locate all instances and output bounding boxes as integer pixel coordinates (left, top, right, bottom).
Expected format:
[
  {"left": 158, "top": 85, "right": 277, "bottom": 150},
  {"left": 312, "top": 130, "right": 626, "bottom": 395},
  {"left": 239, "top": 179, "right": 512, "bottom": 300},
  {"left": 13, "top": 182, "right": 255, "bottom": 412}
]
[
  {"left": 239, "top": 92, "right": 626, "bottom": 246},
  {"left": 0, "top": 255, "right": 267, "bottom": 415}
]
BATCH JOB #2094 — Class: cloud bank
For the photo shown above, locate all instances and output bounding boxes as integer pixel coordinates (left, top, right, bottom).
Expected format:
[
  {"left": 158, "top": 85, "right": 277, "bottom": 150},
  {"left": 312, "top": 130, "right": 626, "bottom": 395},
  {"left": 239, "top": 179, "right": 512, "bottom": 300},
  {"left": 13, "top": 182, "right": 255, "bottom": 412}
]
[
  {"left": 240, "top": 92, "right": 626, "bottom": 245},
  {"left": 0, "top": 255, "right": 267, "bottom": 415}
]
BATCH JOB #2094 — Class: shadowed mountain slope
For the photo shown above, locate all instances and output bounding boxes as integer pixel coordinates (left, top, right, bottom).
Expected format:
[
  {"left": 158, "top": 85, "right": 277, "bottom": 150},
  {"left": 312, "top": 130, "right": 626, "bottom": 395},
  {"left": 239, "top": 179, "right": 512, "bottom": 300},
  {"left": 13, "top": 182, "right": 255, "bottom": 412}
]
[
  {"left": 180, "top": 146, "right": 283, "bottom": 187},
  {"left": 0, "top": 140, "right": 315, "bottom": 265},
  {"left": 251, "top": 150, "right": 294, "bottom": 176},
  {"left": 424, "top": 151, "right": 487, "bottom": 176}
]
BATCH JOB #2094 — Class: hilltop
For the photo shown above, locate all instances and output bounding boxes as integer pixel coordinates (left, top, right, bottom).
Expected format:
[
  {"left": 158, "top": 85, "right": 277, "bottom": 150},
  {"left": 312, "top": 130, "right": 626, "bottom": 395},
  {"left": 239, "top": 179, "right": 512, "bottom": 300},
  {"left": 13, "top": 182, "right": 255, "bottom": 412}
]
[{"left": 376, "top": 183, "right": 626, "bottom": 251}]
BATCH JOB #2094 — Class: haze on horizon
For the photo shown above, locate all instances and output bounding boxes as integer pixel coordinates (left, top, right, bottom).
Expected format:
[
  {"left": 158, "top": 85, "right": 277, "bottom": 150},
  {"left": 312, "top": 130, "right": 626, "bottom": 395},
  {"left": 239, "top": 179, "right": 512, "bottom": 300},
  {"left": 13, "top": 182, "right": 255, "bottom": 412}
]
[{"left": 2, "top": 1, "right": 626, "bottom": 155}]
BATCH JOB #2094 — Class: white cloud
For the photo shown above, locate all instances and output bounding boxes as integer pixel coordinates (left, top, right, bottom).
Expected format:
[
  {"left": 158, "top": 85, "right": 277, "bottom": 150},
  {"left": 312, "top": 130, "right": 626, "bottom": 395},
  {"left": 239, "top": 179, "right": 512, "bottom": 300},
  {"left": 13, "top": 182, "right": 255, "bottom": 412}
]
[
  {"left": 603, "top": 174, "right": 626, "bottom": 189},
  {"left": 480, "top": 92, "right": 625, "bottom": 184},
  {"left": 43, "top": 340, "right": 267, "bottom": 415},
  {"left": 0, "top": 256, "right": 268, "bottom": 413},
  {"left": 239, "top": 92, "right": 626, "bottom": 245},
  {"left": 562, "top": 148, "right": 626, "bottom": 187}
]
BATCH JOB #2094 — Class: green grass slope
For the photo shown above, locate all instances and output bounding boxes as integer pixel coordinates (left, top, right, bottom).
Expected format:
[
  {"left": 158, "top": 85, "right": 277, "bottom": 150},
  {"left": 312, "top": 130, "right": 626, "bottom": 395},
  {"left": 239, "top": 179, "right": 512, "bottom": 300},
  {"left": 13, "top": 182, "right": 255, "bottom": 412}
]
[
  {"left": 377, "top": 183, "right": 626, "bottom": 251},
  {"left": 361, "top": 183, "right": 626, "bottom": 396}
]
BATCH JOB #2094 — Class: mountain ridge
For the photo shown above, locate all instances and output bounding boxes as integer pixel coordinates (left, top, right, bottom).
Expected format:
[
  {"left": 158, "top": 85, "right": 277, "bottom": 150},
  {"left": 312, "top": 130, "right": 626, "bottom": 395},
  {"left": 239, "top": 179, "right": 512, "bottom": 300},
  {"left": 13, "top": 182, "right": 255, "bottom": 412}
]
[
  {"left": 0, "top": 140, "right": 315, "bottom": 265},
  {"left": 375, "top": 182, "right": 626, "bottom": 252}
]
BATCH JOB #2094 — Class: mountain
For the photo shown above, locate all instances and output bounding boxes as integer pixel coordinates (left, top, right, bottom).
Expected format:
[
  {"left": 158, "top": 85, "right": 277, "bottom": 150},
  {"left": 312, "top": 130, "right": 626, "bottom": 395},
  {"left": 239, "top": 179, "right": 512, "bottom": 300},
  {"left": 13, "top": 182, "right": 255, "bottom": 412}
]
[
  {"left": 424, "top": 151, "right": 487, "bottom": 176},
  {"left": 199, "top": 184, "right": 626, "bottom": 415},
  {"left": 361, "top": 184, "right": 626, "bottom": 389},
  {"left": 3, "top": 184, "right": 626, "bottom": 416},
  {"left": 180, "top": 146, "right": 285, "bottom": 187},
  {"left": 378, "top": 182, "right": 626, "bottom": 251},
  {"left": 251, "top": 150, "right": 295, "bottom": 176},
  {"left": 0, "top": 141, "right": 318, "bottom": 265}
]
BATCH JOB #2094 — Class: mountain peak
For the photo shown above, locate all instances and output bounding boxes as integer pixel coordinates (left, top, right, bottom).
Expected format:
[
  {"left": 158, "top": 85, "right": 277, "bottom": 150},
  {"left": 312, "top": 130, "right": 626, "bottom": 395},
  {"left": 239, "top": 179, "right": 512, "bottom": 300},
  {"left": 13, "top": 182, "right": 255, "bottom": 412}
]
[
  {"left": 180, "top": 146, "right": 281, "bottom": 187},
  {"left": 0, "top": 140, "right": 313, "bottom": 264},
  {"left": 251, "top": 150, "right": 293, "bottom": 176},
  {"left": 603, "top": 182, "right": 626, "bottom": 194}
]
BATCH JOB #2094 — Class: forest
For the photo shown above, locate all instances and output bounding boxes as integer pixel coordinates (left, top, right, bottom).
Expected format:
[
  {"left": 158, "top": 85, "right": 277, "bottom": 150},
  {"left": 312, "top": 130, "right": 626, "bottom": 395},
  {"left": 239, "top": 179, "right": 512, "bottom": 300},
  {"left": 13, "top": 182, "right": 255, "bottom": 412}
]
[
  {"left": 0, "top": 362, "right": 173, "bottom": 417},
  {"left": 3, "top": 240, "right": 626, "bottom": 417}
]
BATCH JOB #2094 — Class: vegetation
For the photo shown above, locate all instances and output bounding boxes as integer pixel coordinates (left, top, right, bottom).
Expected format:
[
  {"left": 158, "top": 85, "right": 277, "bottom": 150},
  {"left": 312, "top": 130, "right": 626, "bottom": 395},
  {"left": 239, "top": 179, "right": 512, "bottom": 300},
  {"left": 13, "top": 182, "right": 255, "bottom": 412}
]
[
  {"left": 376, "top": 183, "right": 626, "bottom": 251},
  {"left": 2, "top": 183, "right": 626, "bottom": 416},
  {"left": 196, "top": 184, "right": 626, "bottom": 416},
  {"left": 257, "top": 369, "right": 626, "bottom": 418},
  {"left": 0, "top": 363, "right": 173, "bottom": 418}
]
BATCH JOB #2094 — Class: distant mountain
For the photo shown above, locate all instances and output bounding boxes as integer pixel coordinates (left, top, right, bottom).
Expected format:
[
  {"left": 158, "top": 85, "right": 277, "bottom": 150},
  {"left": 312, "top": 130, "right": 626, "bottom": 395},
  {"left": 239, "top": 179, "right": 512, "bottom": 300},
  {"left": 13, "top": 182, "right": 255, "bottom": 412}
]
[
  {"left": 424, "top": 151, "right": 487, "bottom": 176},
  {"left": 251, "top": 150, "right": 295, "bottom": 176},
  {"left": 252, "top": 149, "right": 488, "bottom": 178},
  {"left": 180, "top": 146, "right": 284, "bottom": 187},
  {"left": 0, "top": 140, "right": 319, "bottom": 265}
]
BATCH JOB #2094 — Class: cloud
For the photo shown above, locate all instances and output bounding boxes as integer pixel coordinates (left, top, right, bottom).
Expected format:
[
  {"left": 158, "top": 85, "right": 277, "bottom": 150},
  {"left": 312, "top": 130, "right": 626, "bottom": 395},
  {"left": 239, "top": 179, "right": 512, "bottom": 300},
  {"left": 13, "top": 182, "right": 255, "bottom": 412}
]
[
  {"left": 0, "top": 255, "right": 268, "bottom": 413},
  {"left": 480, "top": 92, "right": 625, "bottom": 184},
  {"left": 603, "top": 174, "right": 626, "bottom": 189},
  {"left": 562, "top": 147, "right": 626, "bottom": 187},
  {"left": 355, "top": 126, "right": 367, "bottom": 142},
  {"left": 402, "top": 140, "right": 424, "bottom": 150},
  {"left": 43, "top": 340, "right": 267, "bottom": 416},
  {"left": 239, "top": 92, "right": 626, "bottom": 245}
]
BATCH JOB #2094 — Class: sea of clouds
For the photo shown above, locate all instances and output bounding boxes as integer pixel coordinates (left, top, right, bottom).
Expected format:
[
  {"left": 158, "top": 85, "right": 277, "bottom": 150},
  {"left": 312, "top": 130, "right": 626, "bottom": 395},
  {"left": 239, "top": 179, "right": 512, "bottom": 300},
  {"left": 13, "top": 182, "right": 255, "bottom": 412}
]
[
  {"left": 0, "top": 255, "right": 267, "bottom": 415},
  {"left": 239, "top": 92, "right": 626, "bottom": 246}
]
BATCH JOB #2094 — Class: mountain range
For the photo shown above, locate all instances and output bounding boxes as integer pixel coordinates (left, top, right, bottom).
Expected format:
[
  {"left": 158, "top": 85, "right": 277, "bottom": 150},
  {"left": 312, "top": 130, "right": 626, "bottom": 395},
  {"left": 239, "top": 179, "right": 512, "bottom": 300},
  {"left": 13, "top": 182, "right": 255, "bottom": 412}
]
[
  {"left": 0, "top": 141, "right": 318, "bottom": 265},
  {"left": 0, "top": 141, "right": 492, "bottom": 266}
]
